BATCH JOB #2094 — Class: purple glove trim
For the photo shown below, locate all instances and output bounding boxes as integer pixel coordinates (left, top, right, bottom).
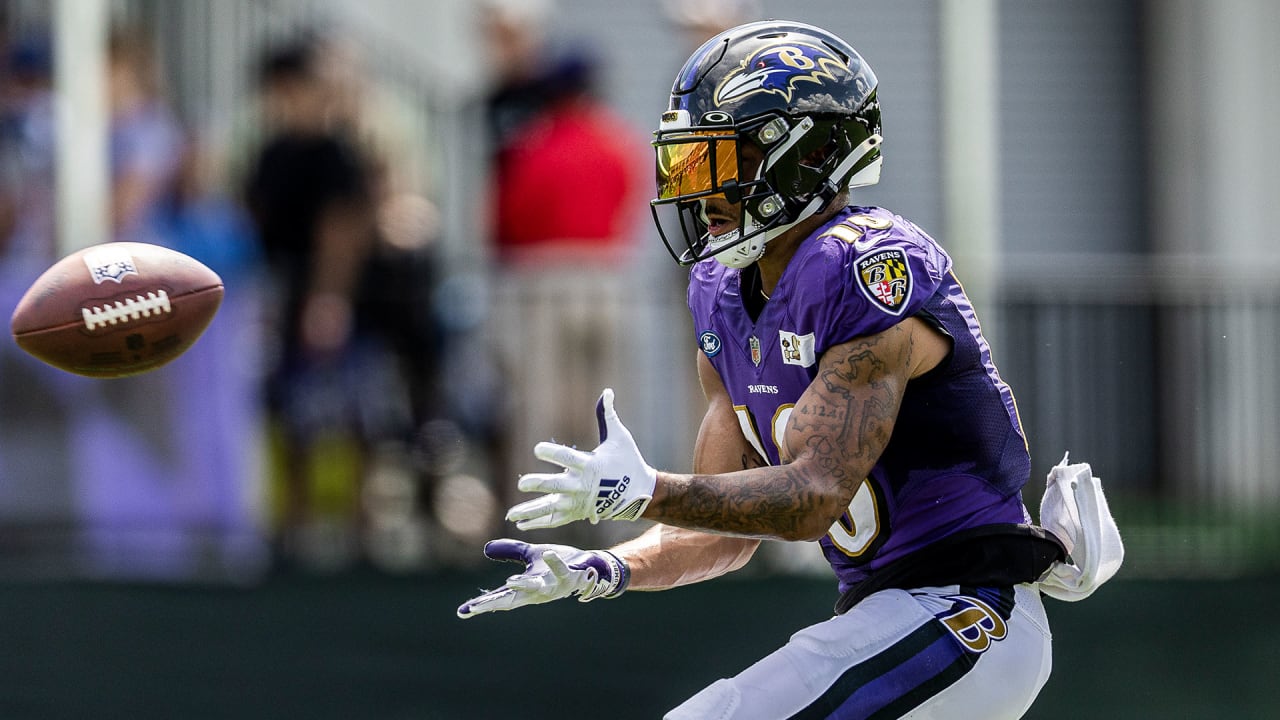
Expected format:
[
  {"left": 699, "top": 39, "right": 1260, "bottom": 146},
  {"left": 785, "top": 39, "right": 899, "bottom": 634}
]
[
  {"left": 604, "top": 550, "right": 631, "bottom": 597},
  {"left": 572, "top": 549, "right": 630, "bottom": 601},
  {"left": 483, "top": 538, "right": 534, "bottom": 564},
  {"left": 595, "top": 393, "right": 608, "bottom": 442}
]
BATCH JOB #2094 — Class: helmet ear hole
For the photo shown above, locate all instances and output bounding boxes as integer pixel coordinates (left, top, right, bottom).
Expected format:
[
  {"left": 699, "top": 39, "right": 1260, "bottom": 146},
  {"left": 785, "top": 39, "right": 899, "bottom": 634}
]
[
  {"left": 761, "top": 119, "right": 836, "bottom": 206},
  {"left": 800, "top": 134, "right": 839, "bottom": 171}
]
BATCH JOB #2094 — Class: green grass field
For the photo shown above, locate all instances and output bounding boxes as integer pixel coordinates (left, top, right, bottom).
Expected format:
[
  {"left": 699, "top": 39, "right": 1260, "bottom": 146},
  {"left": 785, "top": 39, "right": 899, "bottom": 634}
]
[{"left": 0, "top": 570, "right": 1274, "bottom": 718}]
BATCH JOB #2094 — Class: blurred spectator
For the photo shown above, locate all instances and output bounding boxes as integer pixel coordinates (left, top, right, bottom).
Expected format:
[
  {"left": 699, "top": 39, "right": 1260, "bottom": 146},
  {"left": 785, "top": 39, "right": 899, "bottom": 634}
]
[
  {"left": 75, "top": 27, "right": 254, "bottom": 579},
  {"left": 0, "top": 31, "right": 55, "bottom": 279},
  {"left": 483, "top": 4, "right": 641, "bottom": 263},
  {"left": 0, "top": 24, "right": 268, "bottom": 582},
  {"left": 150, "top": 133, "right": 269, "bottom": 581},
  {"left": 106, "top": 26, "right": 184, "bottom": 244},
  {"left": 478, "top": 0, "right": 649, "bottom": 539},
  {"left": 312, "top": 35, "right": 450, "bottom": 467},
  {"left": 313, "top": 34, "right": 465, "bottom": 569},
  {"left": 243, "top": 36, "right": 377, "bottom": 567},
  {"left": 0, "top": 31, "right": 65, "bottom": 566},
  {"left": 660, "top": 0, "right": 764, "bottom": 50},
  {"left": 243, "top": 34, "right": 447, "bottom": 571}
]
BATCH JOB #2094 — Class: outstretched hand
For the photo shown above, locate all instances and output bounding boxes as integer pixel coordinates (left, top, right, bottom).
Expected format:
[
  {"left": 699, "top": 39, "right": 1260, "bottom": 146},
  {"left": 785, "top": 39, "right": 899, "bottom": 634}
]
[
  {"left": 506, "top": 388, "right": 657, "bottom": 530},
  {"left": 456, "top": 539, "right": 629, "bottom": 619}
]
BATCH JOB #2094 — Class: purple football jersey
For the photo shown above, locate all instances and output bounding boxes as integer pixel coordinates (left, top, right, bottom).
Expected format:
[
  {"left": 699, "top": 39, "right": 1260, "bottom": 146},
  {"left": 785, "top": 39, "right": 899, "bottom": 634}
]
[{"left": 688, "top": 206, "right": 1032, "bottom": 594}]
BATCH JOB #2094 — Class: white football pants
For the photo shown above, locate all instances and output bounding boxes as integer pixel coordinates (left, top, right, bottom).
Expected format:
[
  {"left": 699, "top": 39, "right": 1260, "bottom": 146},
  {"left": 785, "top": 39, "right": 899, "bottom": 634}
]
[{"left": 665, "top": 584, "right": 1052, "bottom": 720}]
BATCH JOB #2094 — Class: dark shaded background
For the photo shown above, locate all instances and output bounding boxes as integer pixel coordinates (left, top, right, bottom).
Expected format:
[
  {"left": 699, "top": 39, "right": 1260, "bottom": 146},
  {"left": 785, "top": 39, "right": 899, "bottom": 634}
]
[{"left": 0, "top": 572, "right": 1273, "bottom": 719}]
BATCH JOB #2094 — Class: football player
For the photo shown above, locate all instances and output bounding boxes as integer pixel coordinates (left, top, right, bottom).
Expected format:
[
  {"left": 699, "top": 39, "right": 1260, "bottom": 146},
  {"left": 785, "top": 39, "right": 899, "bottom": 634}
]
[{"left": 459, "top": 20, "right": 1118, "bottom": 719}]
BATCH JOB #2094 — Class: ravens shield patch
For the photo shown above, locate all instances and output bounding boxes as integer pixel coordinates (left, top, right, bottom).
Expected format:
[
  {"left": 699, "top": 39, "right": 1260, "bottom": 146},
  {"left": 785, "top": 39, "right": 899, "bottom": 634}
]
[{"left": 855, "top": 248, "right": 912, "bottom": 315}]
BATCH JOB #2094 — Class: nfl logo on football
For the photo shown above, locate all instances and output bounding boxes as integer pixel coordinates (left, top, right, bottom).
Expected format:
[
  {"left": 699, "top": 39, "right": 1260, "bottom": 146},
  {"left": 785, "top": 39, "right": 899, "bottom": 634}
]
[{"left": 83, "top": 246, "right": 140, "bottom": 285}]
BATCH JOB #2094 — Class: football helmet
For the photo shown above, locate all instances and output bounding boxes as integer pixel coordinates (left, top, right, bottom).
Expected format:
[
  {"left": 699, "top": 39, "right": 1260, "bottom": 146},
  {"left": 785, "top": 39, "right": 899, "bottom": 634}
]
[{"left": 651, "top": 20, "right": 882, "bottom": 268}]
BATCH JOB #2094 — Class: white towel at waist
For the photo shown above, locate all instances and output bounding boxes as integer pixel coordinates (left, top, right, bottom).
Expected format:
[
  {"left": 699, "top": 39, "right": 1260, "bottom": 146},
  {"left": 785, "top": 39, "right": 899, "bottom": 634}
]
[{"left": 1038, "top": 452, "right": 1125, "bottom": 602}]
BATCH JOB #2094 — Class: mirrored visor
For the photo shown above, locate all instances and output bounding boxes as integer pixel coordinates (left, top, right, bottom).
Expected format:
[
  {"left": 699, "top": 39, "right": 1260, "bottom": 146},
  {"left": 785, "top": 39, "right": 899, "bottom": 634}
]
[{"left": 655, "top": 132, "right": 738, "bottom": 200}]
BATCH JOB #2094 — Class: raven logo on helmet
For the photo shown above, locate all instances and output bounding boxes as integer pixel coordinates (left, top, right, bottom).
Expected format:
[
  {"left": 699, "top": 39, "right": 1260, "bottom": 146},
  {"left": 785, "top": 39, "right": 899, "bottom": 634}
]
[{"left": 715, "top": 42, "right": 848, "bottom": 106}]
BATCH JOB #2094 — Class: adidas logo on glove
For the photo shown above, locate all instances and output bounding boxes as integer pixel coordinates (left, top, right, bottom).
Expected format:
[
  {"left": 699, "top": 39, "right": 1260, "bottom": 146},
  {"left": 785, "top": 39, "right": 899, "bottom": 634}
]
[
  {"left": 596, "top": 476, "right": 631, "bottom": 514},
  {"left": 505, "top": 389, "right": 657, "bottom": 530}
]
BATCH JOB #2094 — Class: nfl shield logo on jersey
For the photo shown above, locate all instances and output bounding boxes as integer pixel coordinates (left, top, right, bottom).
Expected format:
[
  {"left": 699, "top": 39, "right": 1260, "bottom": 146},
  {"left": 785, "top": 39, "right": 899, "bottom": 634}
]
[
  {"left": 855, "top": 248, "right": 913, "bottom": 315},
  {"left": 749, "top": 335, "right": 762, "bottom": 366}
]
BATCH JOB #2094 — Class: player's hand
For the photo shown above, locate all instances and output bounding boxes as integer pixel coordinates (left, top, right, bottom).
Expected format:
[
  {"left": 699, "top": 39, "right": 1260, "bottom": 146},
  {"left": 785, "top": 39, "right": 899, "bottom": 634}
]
[
  {"left": 506, "top": 388, "right": 657, "bottom": 530},
  {"left": 455, "top": 539, "right": 629, "bottom": 619}
]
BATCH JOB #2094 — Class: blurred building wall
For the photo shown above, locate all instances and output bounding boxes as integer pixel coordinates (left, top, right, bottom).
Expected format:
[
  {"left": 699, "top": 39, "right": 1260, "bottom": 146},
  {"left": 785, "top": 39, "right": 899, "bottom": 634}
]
[
  {"left": 1148, "top": 0, "right": 1280, "bottom": 508},
  {"left": 0, "top": 0, "right": 1276, "bottom": 580}
]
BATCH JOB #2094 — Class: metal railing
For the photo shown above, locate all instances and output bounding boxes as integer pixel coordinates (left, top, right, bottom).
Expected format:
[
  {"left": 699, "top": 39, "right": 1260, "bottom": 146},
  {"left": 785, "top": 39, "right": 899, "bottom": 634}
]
[{"left": 997, "top": 253, "right": 1280, "bottom": 578}]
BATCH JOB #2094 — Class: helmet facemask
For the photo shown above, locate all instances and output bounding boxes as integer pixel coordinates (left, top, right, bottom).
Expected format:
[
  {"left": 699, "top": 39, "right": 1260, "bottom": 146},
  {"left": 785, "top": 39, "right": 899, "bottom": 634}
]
[{"left": 651, "top": 115, "right": 775, "bottom": 268}]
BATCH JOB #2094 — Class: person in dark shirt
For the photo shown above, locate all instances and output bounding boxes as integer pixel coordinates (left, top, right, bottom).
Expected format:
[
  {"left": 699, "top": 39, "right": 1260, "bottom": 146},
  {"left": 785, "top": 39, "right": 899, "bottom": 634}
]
[{"left": 244, "top": 38, "right": 377, "bottom": 562}]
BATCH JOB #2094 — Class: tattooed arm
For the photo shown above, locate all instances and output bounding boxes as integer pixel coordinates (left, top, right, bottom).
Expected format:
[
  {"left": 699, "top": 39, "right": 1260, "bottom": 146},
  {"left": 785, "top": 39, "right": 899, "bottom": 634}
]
[
  {"left": 612, "top": 351, "right": 765, "bottom": 590},
  {"left": 644, "top": 317, "right": 949, "bottom": 542}
]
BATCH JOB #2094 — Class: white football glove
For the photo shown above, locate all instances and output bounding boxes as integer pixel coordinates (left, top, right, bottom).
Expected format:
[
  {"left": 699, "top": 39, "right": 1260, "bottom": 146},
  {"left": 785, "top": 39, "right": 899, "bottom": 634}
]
[
  {"left": 506, "top": 388, "right": 657, "bottom": 531},
  {"left": 455, "top": 539, "right": 629, "bottom": 619}
]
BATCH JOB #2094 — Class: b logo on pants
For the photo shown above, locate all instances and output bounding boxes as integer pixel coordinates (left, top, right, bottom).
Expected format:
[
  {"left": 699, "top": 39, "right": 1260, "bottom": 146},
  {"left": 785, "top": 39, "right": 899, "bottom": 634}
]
[{"left": 937, "top": 595, "right": 1008, "bottom": 653}]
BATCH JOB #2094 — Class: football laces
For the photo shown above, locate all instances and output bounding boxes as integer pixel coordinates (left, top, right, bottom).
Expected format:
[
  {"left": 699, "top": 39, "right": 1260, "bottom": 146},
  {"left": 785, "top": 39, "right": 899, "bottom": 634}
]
[{"left": 81, "top": 290, "right": 172, "bottom": 331}]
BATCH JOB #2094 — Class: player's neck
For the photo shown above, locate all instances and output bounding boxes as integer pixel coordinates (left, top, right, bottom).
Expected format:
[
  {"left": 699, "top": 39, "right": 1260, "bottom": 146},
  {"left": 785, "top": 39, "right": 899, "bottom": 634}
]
[
  {"left": 756, "top": 212, "right": 831, "bottom": 294},
  {"left": 756, "top": 252, "right": 788, "bottom": 298}
]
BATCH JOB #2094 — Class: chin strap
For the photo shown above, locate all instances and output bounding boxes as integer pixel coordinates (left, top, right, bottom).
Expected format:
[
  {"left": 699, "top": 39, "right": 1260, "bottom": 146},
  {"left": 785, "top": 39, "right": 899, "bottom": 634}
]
[{"left": 711, "top": 194, "right": 826, "bottom": 269}]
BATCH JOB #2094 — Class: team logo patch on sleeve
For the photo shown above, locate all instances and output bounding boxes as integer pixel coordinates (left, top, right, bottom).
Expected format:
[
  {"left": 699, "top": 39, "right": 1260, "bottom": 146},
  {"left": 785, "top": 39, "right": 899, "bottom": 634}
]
[{"left": 855, "top": 248, "right": 913, "bottom": 315}]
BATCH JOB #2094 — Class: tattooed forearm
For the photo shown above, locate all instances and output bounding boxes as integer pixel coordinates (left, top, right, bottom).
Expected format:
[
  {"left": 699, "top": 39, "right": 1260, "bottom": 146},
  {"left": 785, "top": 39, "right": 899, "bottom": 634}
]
[
  {"left": 650, "top": 325, "right": 914, "bottom": 541},
  {"left": 656, "top": 466, "right": 828, "bottom": 539}
]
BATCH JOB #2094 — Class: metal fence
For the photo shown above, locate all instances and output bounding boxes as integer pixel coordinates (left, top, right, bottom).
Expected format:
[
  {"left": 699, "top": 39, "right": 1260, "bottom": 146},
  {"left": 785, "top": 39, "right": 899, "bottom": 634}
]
[{"left": 998, "top": 253, "right": 1280, "bottom": 578}]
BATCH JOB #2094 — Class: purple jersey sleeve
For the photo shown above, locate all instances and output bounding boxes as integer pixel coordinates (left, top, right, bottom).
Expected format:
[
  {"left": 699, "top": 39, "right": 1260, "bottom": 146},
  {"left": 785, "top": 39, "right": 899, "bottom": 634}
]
[{"left": 790, "top": 207, "right": 951, "bottom": 356}]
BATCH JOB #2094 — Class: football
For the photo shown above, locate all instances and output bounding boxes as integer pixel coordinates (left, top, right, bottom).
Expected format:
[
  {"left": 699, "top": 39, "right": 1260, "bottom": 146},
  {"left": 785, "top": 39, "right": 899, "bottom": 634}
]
[{"left": 10, "top": 241, "right": 224, "bottom": 378}]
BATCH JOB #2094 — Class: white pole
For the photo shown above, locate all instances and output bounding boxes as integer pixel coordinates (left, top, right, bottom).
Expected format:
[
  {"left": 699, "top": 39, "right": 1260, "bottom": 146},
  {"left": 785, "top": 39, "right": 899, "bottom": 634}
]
[
  {"left": 54, "top": 0, "right": 110, "bottom": 256},
  {"left": 939, "top": 0, "right": 1000, "bottom": 332}
]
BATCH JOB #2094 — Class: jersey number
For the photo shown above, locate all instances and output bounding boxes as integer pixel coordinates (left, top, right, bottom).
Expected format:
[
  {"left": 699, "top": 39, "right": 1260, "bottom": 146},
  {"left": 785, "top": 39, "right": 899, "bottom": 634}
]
[
  {"left": 734, "top": 404, "right": 883, "bottom": 559},
  {"left": 827, "top": 479, "right": 881, "bottom": 558}
]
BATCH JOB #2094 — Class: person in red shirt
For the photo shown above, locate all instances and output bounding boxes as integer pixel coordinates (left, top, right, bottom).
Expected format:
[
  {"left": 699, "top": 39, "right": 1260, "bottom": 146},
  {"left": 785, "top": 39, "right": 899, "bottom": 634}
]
[
  {"left": 492, "top": 79, "right": 639, "bottom": 260},
  {"left": 480, "top": 1, "right": 648, "bottom": 541}
]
